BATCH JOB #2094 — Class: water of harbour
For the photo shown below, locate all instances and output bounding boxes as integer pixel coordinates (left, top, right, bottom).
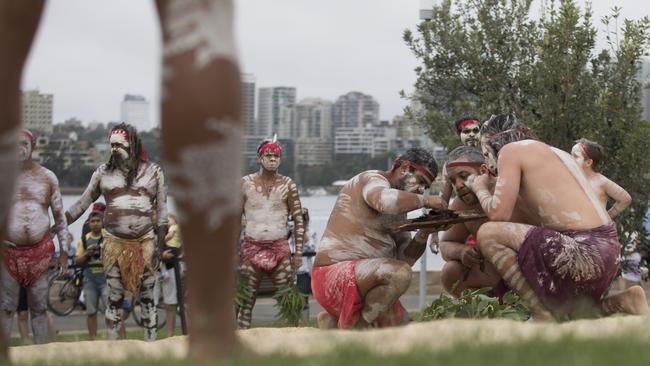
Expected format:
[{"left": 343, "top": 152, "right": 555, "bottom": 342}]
[{"left": 61, "top": 194, "right": 445, "bottom": 270}]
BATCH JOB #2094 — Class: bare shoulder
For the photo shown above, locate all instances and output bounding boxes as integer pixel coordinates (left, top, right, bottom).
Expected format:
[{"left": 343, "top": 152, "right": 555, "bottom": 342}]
[{"left": 35, "top": 164, "right": 59, "bottom": 184}]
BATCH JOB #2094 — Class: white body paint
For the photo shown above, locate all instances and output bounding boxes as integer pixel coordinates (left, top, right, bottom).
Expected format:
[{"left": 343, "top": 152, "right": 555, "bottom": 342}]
[
  {"left": 165, "top": 118, "right": 242, "bottom": 231},
  {"left": 7, "top": 165, "right": 69, "bottom": 249},
  {"left": 164, "top": 0, "right": 238, "bottom": 69},
  {"left": 242, "top": 176, "right": 290, "bottom": 240}
]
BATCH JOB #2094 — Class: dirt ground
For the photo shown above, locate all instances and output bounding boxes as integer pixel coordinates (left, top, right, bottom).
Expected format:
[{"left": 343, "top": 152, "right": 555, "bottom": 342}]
[{"left": 10, "top": 315, "right": 650, "bottom": 365}]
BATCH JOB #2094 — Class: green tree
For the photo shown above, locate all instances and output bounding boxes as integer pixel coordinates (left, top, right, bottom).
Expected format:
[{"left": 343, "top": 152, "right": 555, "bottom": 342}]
[{"left": 404, "top": 0, "right": 650, "bottom": 248}]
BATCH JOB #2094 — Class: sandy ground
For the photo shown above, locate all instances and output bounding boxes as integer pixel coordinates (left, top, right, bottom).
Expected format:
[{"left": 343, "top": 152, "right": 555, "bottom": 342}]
[{"left": 10, "top": 315, "right": 650, "bottom": 364}]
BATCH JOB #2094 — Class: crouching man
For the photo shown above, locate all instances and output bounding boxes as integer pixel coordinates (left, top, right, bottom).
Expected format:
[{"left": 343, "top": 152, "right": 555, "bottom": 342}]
[
  {"left": 313, "top": 148, "right": 447, "bottom": 329},
  {"left": 467, "top": 114, "right": 649, "bottom": 320},
  {"left": 439, "top": 146, "right": 505, "bottom": 297}
]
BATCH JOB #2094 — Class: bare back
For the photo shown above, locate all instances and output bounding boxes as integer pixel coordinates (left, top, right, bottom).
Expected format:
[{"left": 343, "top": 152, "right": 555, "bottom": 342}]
[{"left": 507, "top": 141, "right": 609, "bottom": 230}]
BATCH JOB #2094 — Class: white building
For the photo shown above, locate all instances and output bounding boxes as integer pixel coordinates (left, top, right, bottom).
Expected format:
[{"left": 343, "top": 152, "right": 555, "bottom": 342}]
[
  {"left": 334, "top": 126, "right": 395, "bottom": 157},
  {"left": 22, "top": 90, "right": 53, "bottom": 134},
  {"left": 242, "top": 74, "right": 256, "bottom": 135},
  {"left": 257, "top": 87, "right": 296, "bottom": 138},
  {"left": 120, "top": 94, "right": 151, "bottom": 132},
  {"left": 332, "top": 91, "right": 380, "bottom": 129}
]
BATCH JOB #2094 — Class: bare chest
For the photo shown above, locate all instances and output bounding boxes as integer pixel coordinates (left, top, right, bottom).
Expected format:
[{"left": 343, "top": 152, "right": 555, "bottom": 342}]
[
  {"left": 99, "top": 169, "right": 158, "bottom": 199},
  {"left": 15, "top": 172, "right": 51, "bottom": 206}
]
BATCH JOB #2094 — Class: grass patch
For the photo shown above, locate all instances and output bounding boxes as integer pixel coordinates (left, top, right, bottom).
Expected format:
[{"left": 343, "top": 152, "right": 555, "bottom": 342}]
[{"left": 12, "top": 332, "right": 650, "bottom": 366}]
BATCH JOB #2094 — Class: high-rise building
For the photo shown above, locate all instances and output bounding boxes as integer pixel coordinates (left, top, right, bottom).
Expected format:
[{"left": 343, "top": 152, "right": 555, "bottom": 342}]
[
  {"left": 257, "top": 87, "right": 296, "bottom": 138},
  {"left": 332, "top": 91, "right": 380, "bottom": 129},
  {"left": 334, "top": 126, "right": 393, "bottom": 157},
  {"left": 242, "top": 73, "right": 256, "bottom": 135},
  {"left": 22, "top": 90, "right": 53, "bottom": 134},
  {"left": 120, "top": 94, "right": 150, "bottom": 132},
  {"left": 294, "top": 98, "right": 333, "bottom": 139}
]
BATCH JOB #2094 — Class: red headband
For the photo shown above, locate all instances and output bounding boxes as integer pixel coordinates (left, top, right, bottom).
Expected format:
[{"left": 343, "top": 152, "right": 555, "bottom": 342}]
[
  {"left": 110, "top": 129, "right": 129, "bottom": 140},
  {"left": 457, "top": 119, "right": 480, "bottom": 132},
  {"left": 391, "top": 158, "right": 436, "bottom": 183},
  {"left": 446, "top": 162, "right": 483, "bottom": 169},
  {"left": 20, "top": 130, "right": 36, "bottom": 149},
  {"left": 579, "top": 143, "right": 591, "bottom": 160},
  {"left": 258, "top": 142, "right": 282, "bottom": 157}
]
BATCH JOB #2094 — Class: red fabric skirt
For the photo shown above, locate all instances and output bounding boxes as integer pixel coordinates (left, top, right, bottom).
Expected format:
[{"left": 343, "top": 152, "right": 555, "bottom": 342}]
[
  {"left": 312, "top": 260, "right": 405, "bottom": 329},
  {"left": 240, "top": 236, "right": 290, "bottom": 272},
  {"left": 3, "top": 234, "right": 55, "bottom": 287}
]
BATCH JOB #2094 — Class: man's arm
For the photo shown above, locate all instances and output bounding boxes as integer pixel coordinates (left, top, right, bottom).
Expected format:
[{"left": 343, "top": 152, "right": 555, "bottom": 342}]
[
  {"left": 286, "top": 178, "right": 304, "bottom": 264},
  {"left": 395, "top": 230, "right": 430, "bottom": 266},
  {"left": 601, "top": 175, "right": 632, "bottom": 218},
  {"left": 154, "top": 164, "right": 169, "bottom": 249},
  {"left": 48, "top": 171, "right": 70, "bottom": 253},
  {"left": 47, "top": 171, "right": 70, "bottom": 273},
  {"left": 65, "top": 167, "right": 102, "bottom": 224},
  {"left": 362, "top": 175, "right": 444, "bottom": 215},
  {"left": 469, "top": 144, "right": 521, "bottom": 221}
]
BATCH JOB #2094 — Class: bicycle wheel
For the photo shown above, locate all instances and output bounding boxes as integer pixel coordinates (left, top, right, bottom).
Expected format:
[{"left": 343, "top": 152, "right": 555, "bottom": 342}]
[
  {"left": 47, "top": 275, "right": 81, "bottom": 316},
  {"left": 132, "top": 294, "right": 167, "bottom": 330}
]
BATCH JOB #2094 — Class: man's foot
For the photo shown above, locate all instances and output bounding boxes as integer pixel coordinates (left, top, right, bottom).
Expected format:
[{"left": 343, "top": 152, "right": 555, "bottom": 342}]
[
  {"left": 316, "top": 311, "right": 338, "bottom": 329},
  {"left": 607, "top": 285, "right": 650, "bottom": 315},
  {"left": 529, "top": 309, "right": 555, "bottom": 322}
]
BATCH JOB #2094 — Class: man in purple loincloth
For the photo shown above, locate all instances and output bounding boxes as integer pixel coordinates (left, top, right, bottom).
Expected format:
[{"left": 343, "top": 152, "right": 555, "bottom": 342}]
[{"left": 465, "top": 114, "right": 649, "bottom": 321}]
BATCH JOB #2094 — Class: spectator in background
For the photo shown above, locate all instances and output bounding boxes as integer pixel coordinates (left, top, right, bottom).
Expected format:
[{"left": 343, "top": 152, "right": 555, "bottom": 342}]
[
  {"left": 295, "top": 208, "right": 315, "bottom": 323},
  {"left": 74, "top": 209, "right": 107, "bottom": 340},
  {"left": 157, "top": 213, "right": 182, "bottom": 338}
]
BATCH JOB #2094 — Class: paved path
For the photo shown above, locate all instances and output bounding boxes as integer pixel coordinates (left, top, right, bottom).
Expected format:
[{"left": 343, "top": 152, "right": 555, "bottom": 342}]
[{"left": 10, "top": 294, "right": 440, "bottom": 337}]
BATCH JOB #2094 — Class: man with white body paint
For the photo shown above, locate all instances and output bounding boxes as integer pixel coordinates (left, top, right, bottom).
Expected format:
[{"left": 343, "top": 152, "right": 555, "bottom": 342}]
[
  {"left": 465, "top": 114, "right": 649, "bottom": 320},
  {"left": 312, "top": 147, "right": 447, "bottom": 329},
  {"left": 439, "top": 116, "right": 482, "bottom": 218},
  {"left": 438, "top": 146, "right": 505, "bottom": 298},
  {"left": 237, "top": 139, "right": 304, "bottom": 329},
  {"left": 570, "top": 138, "right": 631, "bottom": 218},
  {"left": 66, "top": 123, "right": 168, "bottom": 341},
  {"left": 3, "top": 0, "right": 241, "bottom": 360},
  {"left": 1, "top": 129, "right": 70, "bottom": 344}
]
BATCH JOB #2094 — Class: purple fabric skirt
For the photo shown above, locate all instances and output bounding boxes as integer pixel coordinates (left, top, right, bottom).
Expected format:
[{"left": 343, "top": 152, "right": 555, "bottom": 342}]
[{"left": 518, "top": 223, "right": 620, "bottom": 318}]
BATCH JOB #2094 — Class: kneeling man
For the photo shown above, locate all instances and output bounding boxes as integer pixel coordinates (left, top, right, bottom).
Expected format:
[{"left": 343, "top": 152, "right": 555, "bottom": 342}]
[
  {"left": 439, "top": 146, "right": 504, "bottom": 297},
  {"left": 313, "top": 148, "right": 446, "bottom": 329},
  {"left": 467, "top": 114, "right": 649, "bottom": 320}
]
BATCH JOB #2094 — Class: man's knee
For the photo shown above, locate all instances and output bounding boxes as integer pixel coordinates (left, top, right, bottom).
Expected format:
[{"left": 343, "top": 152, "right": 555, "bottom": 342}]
[
  {"left": 388, "top": 262, "right": 412, "bottom": 293},
  {"left": 476, "top": 222, "right": 502, "bottom": 252},
  {"left": 441, "top": 261, "right": 464, "bottom": 293}
]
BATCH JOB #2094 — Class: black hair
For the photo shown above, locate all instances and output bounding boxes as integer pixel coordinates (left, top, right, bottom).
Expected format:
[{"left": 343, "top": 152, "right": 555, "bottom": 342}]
[
  {"left": 88, "top": 211, "right": 103, "bottom": 220},
  {"left": 575, "top": 138, "right": 604, "bottom": 171},
  {"left": 107, "top": 122, "right": 143, "bottom": 186},
  {"left": 454, "top": 116, "right": 481, "bottom": 135},
  {"left": 392, "top": 147, "right": 438, "bottom": 178},
  {"left": 480, "top": 113, "right": 538, "bottom": 157},
  {"left": 447, "top": 146, "right": 485, "bottom": 164}
]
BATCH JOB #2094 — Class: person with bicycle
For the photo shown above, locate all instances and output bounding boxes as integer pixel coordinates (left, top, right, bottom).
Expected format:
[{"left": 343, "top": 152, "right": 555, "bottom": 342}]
[{"left": 74, "top": 208, "right": 108, "bottom": 340}]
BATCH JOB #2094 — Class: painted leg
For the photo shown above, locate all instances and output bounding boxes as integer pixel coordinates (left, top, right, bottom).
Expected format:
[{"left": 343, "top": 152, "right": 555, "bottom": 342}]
[
  {"left": 105, "top": 266, "right": 126, "bottom": 340},
  {"left": 155, "top": 0, "right": 242, "bottom": 361},
  {"left": 0, "top": 1, "right": 46, "bottom": 358},
  {"left": 316, "top": 312, "right": 338, "bottom": 329},
  {"left": 17, "top": 311, "right": 30, "bottom": 345},
  {"left": 27, "top": 271, "right": 50, "bottom": 344},
  {"left": 0, "top": 265, "right": 20, "bottom": 340},
  {"left": 477, "top": 222, "right": 554, "bottom": 321},
  {"left": 139, "top": 268, "right": 158, "bottom": 342},
  {"left": 355, "top": 258, "right": 412, "bottom": 326},
  {"left": 441, "top": 260, "right": 501, "bottom": 297},
  {"left": 601, "top": 285, "right": 650, "bottom": 316},
  {"left": 236, "top": 261, "right": 262, "bottom": 329}
]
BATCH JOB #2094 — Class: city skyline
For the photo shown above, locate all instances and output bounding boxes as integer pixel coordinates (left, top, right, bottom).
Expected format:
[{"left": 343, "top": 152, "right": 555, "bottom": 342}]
[{"left": 21, "top": 0, "right": 649, "bottom": 127}]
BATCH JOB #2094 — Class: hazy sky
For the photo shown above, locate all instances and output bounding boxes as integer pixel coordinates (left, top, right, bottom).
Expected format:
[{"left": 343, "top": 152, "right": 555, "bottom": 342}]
[{"left": 22, "top": 0, "right": 649, "bottom": 127}]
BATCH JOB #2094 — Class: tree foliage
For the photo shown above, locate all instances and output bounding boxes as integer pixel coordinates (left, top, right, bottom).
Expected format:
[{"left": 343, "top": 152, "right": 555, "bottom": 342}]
[{"left": 405, "top": 0, "right": 650, "bottom": 248}]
